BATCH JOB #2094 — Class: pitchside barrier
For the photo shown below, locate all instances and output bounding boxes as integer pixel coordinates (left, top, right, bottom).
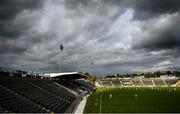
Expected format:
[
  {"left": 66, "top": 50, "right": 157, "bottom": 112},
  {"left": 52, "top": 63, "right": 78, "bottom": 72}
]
[
  {"left": 65, "top": 93, "right": 84, "bottom": 113},
  {"left": 65, "top": 88, "right": 97, "bottom": 113}
]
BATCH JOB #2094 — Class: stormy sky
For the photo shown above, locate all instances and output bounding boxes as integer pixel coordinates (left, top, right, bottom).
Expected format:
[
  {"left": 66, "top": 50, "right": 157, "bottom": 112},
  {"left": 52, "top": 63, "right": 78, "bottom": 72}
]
[{"left": 0, "top": 0, "right": 180, "bottom": 75}]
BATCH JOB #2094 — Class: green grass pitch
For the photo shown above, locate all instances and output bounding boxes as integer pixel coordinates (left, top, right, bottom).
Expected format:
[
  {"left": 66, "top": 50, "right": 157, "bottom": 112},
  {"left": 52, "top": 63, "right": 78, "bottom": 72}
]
[{"left": 84, "top": 87, "right": 180, "bottom": 113}]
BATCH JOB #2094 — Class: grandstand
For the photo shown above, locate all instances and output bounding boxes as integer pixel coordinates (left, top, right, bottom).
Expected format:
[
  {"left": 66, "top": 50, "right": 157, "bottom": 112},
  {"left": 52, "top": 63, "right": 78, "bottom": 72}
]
[
  {"left": 132, "top": 79, "right": 143, "bottom": 87},
  {"left": 121, "top": 79, "right": 133, "bottom": 87},
  {"left": 101, "top": 78, "right": 179, "bottom": 87},
  {"left": 1, "top": 67, "right": 180, "bottom": 113},
  {"left": 0, "top": 68, "right": 96, "bottom": 113},
  {"left": 110, "top": 80, "right": 121, "bottom": 87},
  {"left": 101, "top": 80, "right": 112, "bottom": 87},
  {"left": 165, "top": 79, "right": 178, "bottom": 86},
  {"left": 153, "top": 79, "right": 166, "bottom": 86}
]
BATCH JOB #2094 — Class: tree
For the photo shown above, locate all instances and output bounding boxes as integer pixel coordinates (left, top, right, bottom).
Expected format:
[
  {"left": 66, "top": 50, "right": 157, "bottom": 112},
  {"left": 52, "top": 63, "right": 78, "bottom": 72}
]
[
  {"left": 84, "top": 72, "right": 90, "bottom": 76},
  {"left": 87, "top": 75, "right": 91, "bottom": 81},
  {"left": 155, "top": 71, "right": 161, "bottom": 78},
  {"left": 167, "top": 71, "right": 171, "bottom": 75},
  {"left": 91, "top": 76, "right": 97, "bottom": 84}
]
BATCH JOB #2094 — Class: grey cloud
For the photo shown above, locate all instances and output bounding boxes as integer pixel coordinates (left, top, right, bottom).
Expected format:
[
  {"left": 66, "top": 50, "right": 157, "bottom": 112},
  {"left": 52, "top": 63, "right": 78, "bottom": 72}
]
[
  {"left": 131, "top": 0, "right": 180, "bottom": 20},
  {"left": 0, "top": 0, "right": 45, "bottom": 35},
  {"left": 132, "top": 13, "right": 180, "bottom": 51},
  {"left": 67, "top": 0, "right": 180, "bottom": 20},
  {"left": 1, "top": 0, "right": 180, "bottom": 75},
  {"left": 0, "top": 0, "right": 46, "bottom": 55},
  {"left": 0, "top": 0, "right": 44, "bottom": 21}
]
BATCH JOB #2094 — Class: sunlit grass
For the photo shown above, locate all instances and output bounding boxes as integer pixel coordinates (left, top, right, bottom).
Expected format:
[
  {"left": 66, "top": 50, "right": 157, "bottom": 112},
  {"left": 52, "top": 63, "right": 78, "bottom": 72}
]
[{"left": 84, "top": 87, "right": 180, "bottom": 113}]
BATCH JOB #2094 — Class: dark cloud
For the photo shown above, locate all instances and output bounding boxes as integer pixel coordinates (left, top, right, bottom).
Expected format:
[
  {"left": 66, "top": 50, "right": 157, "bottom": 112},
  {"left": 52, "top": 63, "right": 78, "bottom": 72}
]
[
  {"left": 0, "top": 0, "right": 43, "bottom": 21},
  {"left": 103, "top": 0, "right": 180, "bottom": 20},
  {"left": 131, "top": 0, "right": 180, "bottom": 20},
  {"left": 0, "top": 0, "right": 45, "bottom": 54},
  {"left": 132, "top": 13, "right": 180, "bottom": 51},
  {"left": 67, "top": 0, "right": 180, "bottom": 20},
  {"left": 1, "top": 0, "right": 180, "bottom": 75},
  {"left": 0, "top": 39, "right": 27, "bottom": 54}
]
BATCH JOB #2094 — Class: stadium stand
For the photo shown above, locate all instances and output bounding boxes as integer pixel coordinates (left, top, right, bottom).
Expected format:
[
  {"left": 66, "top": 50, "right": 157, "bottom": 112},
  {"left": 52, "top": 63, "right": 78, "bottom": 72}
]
[
  {"left": 0, "top": 68, "right": 96, "bottom": 113},
  {"left": 121, "top": 80, "right": 132, "bottom": 86},
  {"left": 153, "top": 79, "right": 165, "bottom": 86},
  {"left": 0, "top": 77, "right": 71, "bottom": 113},
  {"left": 142, "top": 79, "right": 154, "bottom": 86},
  {"left": 165, "top": 79, "right": 178, "bottom": 86},
  {"left": 28, "top": 79, "right": 76, "bottom": 102},
  {"left": 111, "top": 80, "right": 121, "bottom": 87},
  {"left": 101, "top": 78, "right": 179, "bottom": 87},
  {"left": 132, "top": 79, "right": 143, "bottom": 87},
  {"left": 54, "top": 80, "right": 82, "bottom": 94},
  {"left": 101, "top": 80, "right": 112, "bottom": 87},
  {"left": 54, "top": 80, "right": 95, "bottom": 94},
  {"left": 0, "top": 67, "right": 179, "bottom": 113},
  {"left": 0, "top": 85, "right": 47, "bottom": 113},
  {"left": 75, "top": 80, "right": 95, "bottom": 91}
]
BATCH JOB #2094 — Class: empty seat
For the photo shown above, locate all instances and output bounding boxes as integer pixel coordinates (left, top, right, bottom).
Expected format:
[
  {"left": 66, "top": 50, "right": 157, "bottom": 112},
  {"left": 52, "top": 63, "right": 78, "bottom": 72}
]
[
  {"left": 0, "top": 77, "right": 72, "bottom": 113},
  {"left": 0, "top": 85, "right": 46, "bottom": 113}
]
